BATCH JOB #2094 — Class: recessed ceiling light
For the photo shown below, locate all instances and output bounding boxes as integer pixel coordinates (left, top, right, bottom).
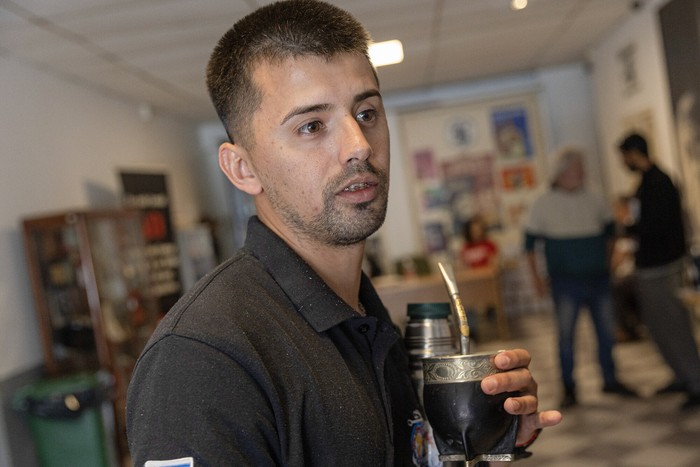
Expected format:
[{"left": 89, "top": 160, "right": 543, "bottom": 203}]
[
  {"left": 511, "top": 0, "right": 528, "bottom": 10},
  {"left": 369, "top": 40, "right": 404, "bottom": 67}
]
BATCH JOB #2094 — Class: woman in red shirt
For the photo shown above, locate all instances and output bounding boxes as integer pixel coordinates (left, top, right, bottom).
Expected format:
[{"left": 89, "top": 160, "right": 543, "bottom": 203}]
[{"left": 460, "top": 214, "right": 498, "bottom": 268}]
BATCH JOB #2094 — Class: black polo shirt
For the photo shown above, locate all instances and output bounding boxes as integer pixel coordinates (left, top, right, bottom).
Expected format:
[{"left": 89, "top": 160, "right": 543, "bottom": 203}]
[{"left": 127, "top": 217, "right": 424, "bottom": 466}]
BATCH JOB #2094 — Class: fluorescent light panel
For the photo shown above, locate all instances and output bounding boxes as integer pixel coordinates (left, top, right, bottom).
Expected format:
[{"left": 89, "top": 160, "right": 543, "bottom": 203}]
[{"left": 369, "top": 40, "right": 404, "bottom": 67}]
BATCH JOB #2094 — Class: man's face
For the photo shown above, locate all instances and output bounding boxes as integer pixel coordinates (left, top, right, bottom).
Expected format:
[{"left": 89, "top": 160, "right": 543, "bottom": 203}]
[
  {"left": 244, "top": 53, "right": 390, "bottom": 247},
  {"left": 556, "top": 158, "right": 584, "bottom": 191},
  {"left": 621, "top": 150, "right": 638, "bottom": 172}
]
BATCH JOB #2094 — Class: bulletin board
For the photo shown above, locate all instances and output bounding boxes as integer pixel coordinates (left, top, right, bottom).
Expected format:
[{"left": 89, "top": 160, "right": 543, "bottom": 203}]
[{"left": 398, "top": 93, "right": 546, "bottom": 258}]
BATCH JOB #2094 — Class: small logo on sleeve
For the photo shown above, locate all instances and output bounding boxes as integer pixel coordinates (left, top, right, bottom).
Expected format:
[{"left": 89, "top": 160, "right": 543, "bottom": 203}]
[
  {"left": 145, "top": 457, "right": 194, "bottom": 467},
  {"left": 408, "top": 410, "right": 440, "bottom": 466}
]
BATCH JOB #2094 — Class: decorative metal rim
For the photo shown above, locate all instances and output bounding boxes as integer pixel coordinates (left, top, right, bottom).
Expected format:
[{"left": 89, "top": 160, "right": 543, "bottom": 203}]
[
  {"left": 440, "top": 453, "right": 515, "bottom": 464},
  {"left": 422, "top": 352, "right": 499, "bottom": 383}
]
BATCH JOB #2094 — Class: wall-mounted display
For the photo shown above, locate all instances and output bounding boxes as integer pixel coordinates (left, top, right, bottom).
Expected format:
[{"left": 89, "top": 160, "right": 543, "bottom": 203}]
[{"left": 120, "top": 171, "right": 182, "bottom": 315}]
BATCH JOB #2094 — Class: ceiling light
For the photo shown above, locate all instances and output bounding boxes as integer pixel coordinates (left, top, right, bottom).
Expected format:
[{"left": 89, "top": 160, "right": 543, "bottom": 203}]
[
  {"left": 369, "top": 40, "right": 404, "bottom": 67},
  {"left": 511, "top": 0, "right": 528, "bottom": 10}
]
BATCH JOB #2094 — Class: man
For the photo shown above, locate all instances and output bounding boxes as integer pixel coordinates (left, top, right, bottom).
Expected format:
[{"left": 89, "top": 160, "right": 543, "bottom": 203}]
[
  {"left": 126, "top": 1, "right": 561, "bottom": 465},
  {"left": 618, "top": 133, "right": 700, "bottom": 410},
  {"left": 525, "top": 147, "right": 636, "bottom": 409}
]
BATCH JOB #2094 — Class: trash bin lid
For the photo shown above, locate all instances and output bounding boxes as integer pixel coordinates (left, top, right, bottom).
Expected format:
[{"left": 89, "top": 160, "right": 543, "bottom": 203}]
[
  {"left": 17, "top": 373, "right": 98, "bottom": 399},
  {"left": 12, "top": 372, "right": 103, "bottom": 418}
]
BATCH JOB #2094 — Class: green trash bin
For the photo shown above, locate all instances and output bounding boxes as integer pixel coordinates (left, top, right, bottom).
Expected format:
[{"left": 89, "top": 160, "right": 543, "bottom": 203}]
[{"left": 13, "top": 372, "right": 111, "bottom": 467}]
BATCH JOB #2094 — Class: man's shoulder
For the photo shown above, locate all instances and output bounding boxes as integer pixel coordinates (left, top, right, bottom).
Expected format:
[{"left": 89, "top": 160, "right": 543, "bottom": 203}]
[
  {"left": 647, "top": 165, "right": 674, "bottom": 184},
  {"left": 143, "top": 250, "right": 289, "bottom": 350}
]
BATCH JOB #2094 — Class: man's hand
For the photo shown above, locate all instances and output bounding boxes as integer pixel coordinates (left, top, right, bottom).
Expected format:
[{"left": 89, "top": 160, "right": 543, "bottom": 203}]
[{"left": 481, "top": 348, "right": 562, "bottom": 446}]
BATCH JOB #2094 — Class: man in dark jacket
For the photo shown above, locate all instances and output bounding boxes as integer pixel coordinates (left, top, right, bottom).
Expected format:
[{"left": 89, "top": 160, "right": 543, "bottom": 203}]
[{"left": 619, "top": 132, "right": 700, "bottom": 410}]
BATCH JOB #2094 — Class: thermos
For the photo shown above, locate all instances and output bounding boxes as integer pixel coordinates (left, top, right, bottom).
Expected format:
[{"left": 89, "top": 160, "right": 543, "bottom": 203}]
[
  {"left": 405, "top": 302, "right": 460, "bottom": 467},
  {"left": 404, "top": 302, "right": 458, "bottom": 401}
]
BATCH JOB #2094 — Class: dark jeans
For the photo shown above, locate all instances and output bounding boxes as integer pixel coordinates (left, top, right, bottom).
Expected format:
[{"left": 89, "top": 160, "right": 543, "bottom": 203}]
[{"left": 550, "top": 276, "right": 617, "bottom": 391}]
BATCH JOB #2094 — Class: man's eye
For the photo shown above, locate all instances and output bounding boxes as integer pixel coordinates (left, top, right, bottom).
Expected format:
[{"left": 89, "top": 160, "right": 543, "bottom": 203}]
[
  {"left": 357, "top": 109, "right": 377, "bottom": 123},
  {"left": 299, "top": 121, "right": 324, "bottom": 134}
]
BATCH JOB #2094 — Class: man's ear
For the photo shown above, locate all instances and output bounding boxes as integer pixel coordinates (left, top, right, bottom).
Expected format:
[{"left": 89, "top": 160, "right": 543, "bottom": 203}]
[{"left": 219, "top": 142, "right": 263, "bottom": 195}]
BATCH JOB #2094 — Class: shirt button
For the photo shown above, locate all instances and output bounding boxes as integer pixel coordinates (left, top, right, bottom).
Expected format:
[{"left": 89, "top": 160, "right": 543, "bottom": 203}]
[{"left": 358, "top": 324, "right": 370, "bottom": 334}]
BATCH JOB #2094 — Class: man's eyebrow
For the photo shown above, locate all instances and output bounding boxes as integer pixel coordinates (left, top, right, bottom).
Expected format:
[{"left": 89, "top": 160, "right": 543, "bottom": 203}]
[
  {"left": 279, "top": 90, "right": 382, "bottom": 126},
  {"left": 281, "top": 103, "right": 332, "bottom": 126},
  {"left": 355, "top": 89, "right": 382, "bottom": 103}
]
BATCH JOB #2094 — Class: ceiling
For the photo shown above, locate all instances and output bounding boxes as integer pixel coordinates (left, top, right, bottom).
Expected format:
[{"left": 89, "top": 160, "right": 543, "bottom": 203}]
[{"left": 0, "top": 0, "right": 640, "bottom": 122}]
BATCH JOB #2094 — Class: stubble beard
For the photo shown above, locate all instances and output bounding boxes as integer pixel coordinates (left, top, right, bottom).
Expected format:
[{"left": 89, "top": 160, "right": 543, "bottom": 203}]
[{"left": 268, "top": 162, "right": 389, "bottom": 247}]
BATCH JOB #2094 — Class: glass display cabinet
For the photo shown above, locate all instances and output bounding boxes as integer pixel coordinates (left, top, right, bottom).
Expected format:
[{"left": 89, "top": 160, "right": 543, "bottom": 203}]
[{"left": 22, "top": 209, "right": 161, "bottom": 462}]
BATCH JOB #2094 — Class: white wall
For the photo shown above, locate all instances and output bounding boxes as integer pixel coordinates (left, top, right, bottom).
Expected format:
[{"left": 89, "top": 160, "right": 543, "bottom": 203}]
[
  {"left": 0, "top": 56, "right": 206, "bottom": 380},
  {"left": 590, "top": 0, "right": 678, "bottom": 198}
]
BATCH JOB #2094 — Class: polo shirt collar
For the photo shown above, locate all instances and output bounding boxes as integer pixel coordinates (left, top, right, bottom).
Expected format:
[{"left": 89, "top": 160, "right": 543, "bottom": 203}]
[{"left": 244, "top": 216, "right": 366, "bottom": 333}]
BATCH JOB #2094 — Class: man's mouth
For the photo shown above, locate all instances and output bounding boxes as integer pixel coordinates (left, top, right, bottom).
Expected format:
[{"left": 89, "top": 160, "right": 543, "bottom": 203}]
[{"left": 343, "top": 182, "right": 372, "bottom": 192}]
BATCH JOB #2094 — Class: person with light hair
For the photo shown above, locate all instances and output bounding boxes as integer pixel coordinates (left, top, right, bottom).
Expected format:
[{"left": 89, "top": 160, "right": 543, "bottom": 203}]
[{"left": 525, "top": 146, "right": 637, "bottom": 409}]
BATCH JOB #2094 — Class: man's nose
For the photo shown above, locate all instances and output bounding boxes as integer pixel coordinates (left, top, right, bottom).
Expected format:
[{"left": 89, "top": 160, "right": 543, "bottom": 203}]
[{"left": 339, "top": 117, "right": 371, "bottom": 164}]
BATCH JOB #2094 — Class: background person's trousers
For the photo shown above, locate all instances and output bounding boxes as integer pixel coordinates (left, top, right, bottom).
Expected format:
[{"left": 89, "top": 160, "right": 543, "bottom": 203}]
[{"left": 636, "top": 259, "right": 700, "bottom": 394}]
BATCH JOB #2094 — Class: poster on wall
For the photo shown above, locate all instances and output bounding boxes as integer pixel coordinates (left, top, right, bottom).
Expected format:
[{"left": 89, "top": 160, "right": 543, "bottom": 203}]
[
  {"left": 412, "top": 149, "right": 440, "bottom": 180},
  {"left": 420, "top": 182, "right": 450, "bottom": 210},
  {"left": 445, "top": 116, "right": 479, "bottom": 148},
  {"left": 120, "top": 171, "right": 182, "bottom": 315},
  {"left": 659, "top": 0, "right": 700, "bottom": 247},
  {"left": 398, "top": 94, "right": 544, "bottom": 258},
  {"left": 442, "top": 153, "right": 499, "bottom": 230},
  {"left": 423, "top": 222, "right": 448, "bottom": 253},
  {"left": 500, "top": 165, "right": 536, "bottom": 191},
  {"left": 491, "top": 107, "right": 534, "bottom": 161},
  {"left": 616, "top": 43, "right": 640, "bottom": 97}
]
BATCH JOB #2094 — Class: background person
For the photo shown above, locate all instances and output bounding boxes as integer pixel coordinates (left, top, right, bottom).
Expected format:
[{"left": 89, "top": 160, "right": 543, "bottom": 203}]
[
  {"left": 460, "top": 213, "right": 498, "bottom": 269},
  {"left": 126, "top": 1, "right": 561, "bottom": 465},
  {"left": 525, "top": 147, "right": 636, "bottom": 409},
  {"left": 618, "top": 132, "right": 700, "bottom": 410}
]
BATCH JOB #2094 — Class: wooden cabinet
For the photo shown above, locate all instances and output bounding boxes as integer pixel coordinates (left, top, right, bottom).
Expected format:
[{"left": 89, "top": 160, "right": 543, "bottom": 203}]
[{"left": 22, "top": 209, "right": 161, "bottom": 464}]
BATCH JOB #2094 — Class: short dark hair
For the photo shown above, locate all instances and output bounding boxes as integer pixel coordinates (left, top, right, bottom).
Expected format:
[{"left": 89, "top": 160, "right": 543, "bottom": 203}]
[
  {"left": 618, "top": 133, "right": 649, "bottom": 157},
  {"left": 463, "top": 214, "right": 486, "bottom": 244},
  {"left": 206, "top": 0, "right": 375, "bottom": 146}
]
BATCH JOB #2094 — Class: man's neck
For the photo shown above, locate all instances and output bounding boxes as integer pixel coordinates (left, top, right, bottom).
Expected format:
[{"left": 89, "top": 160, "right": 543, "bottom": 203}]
[
  {"left": 636, "top": 155, "right": 653, "bottom": 172},
  {"left": 293, "top": 240, "right": 366, "bottom": 309},
  {"left": 640, "top": 161, "right": 653, "bottom": 172}
]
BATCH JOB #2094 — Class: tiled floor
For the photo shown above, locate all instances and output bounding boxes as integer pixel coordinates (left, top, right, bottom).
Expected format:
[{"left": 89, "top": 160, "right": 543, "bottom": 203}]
[{"left": 472, "top": 310, "right": 700, "bottom": 467}]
